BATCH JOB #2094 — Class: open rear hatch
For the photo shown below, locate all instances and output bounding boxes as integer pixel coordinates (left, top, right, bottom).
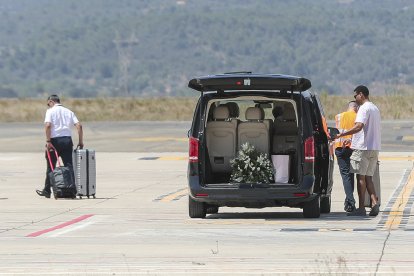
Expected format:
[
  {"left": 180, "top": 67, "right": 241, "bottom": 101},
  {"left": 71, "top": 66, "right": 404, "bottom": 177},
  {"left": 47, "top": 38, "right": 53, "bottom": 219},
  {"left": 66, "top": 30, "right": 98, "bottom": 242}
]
[
  {"left": 188, "top": 73, "right": 312, "bottom": 189},
  {"left": 188, "top": 73, "right": 311, "bottom": 92}
]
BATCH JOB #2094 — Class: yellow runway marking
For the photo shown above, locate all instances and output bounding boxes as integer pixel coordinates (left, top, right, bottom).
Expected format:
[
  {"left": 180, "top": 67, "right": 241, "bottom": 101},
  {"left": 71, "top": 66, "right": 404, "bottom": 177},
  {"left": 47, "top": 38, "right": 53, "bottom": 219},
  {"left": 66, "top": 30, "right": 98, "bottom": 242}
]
[
  {"left": 159, "top": 156, "right": 187, "bottom": 161},
  {"left": 159, "top": 188, "right": 188, "bottom": 202},
  {"left": 379, "top": 156, "right": 414, "bottom": 161},
  {"left": 129, "top": 137, "right": 187, "bottom": 142},
  {"left": 384, "top": 168, "right": 414, "bottom": 230},
  {"left": 402, "top": 136, "right": 414, "bottom": 142}
]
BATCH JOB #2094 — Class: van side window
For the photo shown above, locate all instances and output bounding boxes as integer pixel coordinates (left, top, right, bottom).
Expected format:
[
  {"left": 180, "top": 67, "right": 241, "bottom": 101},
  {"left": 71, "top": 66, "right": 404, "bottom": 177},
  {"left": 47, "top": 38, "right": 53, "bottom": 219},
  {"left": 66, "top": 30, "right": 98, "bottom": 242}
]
[{"left": 307, "top": 100, "right": 319, "bottom": 131}]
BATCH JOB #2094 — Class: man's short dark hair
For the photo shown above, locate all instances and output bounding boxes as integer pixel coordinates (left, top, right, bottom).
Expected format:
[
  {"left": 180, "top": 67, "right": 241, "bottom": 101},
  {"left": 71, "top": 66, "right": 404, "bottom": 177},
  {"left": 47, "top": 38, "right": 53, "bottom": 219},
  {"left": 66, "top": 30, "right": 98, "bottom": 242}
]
[
  {"left": 47, "top": 94, "right": 60, "bottom": 103},
  {"left": 354, "top": 85, "right": 369, "bottom": 97},
  {"left": 348, "top": 100, "right": 358, "bottom": 109}
]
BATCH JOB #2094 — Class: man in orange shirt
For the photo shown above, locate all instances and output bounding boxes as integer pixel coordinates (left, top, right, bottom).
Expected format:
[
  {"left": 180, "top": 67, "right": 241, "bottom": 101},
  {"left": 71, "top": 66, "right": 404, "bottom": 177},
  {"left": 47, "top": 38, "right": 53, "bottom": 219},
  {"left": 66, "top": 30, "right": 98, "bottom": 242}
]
[{"left": 334, "top": 101, "right": 358, "bottom": 212}]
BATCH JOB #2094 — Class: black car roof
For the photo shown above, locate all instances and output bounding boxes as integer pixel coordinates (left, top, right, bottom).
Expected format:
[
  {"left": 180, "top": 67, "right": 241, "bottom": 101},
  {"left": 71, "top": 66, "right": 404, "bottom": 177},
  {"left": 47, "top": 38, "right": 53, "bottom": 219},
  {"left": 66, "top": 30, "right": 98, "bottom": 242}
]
[{"left": 188, "top": 73, "right": 311, "bottom": 92}]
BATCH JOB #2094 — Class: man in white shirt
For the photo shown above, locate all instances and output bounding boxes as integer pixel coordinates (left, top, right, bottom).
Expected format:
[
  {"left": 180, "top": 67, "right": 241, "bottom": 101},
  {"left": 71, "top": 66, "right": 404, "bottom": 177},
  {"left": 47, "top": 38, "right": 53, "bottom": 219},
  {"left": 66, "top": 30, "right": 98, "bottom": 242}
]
[
  {"left": 335, "top": 85, "right": 381, "bottom": 217},
  {"left": 36, "top": 94, "right": 84, "bottom": 198}
]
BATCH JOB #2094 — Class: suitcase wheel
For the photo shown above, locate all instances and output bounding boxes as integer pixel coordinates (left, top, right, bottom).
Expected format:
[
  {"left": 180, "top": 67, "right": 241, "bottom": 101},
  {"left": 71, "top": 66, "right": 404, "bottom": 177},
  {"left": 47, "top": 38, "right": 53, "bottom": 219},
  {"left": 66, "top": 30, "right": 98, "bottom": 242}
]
[
  {"left": 87, "top": 195, "right": 90, "bottom": 199},
  {"left": 93, "top": 195, "right": 96, "bottom": 199}
]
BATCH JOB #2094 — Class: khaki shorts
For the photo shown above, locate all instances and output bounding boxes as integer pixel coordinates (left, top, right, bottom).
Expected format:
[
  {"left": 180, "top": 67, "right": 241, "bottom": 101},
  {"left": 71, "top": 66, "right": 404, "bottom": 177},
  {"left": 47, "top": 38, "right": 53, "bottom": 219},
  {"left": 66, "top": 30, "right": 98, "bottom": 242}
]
[{"left": 350, "top": 150, "right": 379, "bottom": 176}]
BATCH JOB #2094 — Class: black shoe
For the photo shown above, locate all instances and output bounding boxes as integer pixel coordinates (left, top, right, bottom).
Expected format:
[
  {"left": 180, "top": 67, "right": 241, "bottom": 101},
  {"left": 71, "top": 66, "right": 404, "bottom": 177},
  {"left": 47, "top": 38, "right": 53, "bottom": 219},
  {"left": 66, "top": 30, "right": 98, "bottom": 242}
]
[
  {"left": 344, "top": 204, "right": 356, "bottom": 213},
  {"left": 347, "top": 208, "right": 367, "bottom": 217},
  {"left": 36, "top": 190, "right": 51, "bottom": 198},
  {"left": 369, "top": 203, "right": 380, "bottom": 217}
]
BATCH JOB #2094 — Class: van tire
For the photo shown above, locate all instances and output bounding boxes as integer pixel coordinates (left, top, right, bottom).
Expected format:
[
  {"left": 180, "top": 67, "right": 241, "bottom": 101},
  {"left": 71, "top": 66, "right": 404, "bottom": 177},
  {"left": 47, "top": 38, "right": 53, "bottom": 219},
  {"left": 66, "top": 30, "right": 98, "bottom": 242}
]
[
  {"left": 320, "top": 196, "right": 331, "bottom": 213},
  {"left": 189, "top": 196, "right": 207, "bottom": 218},
  {"left": 303, "top": 196, "right": 320, "bottom": 218}
]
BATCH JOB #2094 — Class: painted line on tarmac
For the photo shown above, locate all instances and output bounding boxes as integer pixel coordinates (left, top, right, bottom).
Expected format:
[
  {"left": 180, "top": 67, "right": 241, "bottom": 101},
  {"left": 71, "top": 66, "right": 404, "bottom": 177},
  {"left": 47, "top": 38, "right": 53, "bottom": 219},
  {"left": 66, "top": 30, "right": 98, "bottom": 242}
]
[
  {"left": 280, "top": 228, "right": 375, "bottom": 232},
  {"left": 154, "top": 188, "right": 188, "bottom": 202},
  {"left": 377, "top": 169, "right": 410, "bottom": 230},
  {"left": 26, "top": 214, "right": 94, "bottom": 237},
  {"left": 402, "top": 136, "right": 414, "bottom": 142},
  {"left": 159, "top": 156, "right": 187, "bottom": 161},
  {"left": 379, "top": 156, "right": 414, "bottom": 161},
  {"left": 138, "top": 156, "right": 187, "bottom": 161},
  {"left": 378, "top": 167, "right": 414, "bottom": 231},
  {"left": 49, "top": 218, "right": 98, "bottom": 237}
]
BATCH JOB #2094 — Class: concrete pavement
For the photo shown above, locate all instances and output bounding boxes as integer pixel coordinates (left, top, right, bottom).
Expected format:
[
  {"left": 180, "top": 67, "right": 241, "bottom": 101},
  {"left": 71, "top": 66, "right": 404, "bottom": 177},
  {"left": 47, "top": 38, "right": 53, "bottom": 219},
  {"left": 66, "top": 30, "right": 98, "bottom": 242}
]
[
  {"left": 0, "top": 150, "right": 414, "bottom": 274},
  {"left": 0, "top": 121, "right": 413, "bottom": 274}
]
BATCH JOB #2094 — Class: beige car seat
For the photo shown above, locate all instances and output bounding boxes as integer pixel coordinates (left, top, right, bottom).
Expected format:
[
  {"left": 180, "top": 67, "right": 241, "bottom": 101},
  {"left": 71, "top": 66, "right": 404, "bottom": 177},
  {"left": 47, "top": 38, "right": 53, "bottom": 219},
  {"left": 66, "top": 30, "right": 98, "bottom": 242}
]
[
  {"left": 225, "top": 102, "right": 240, "bottom": 128},
  {"left": 238, "top": 107, "right": 269, "bottom": 154},
  {"left": 206, "top": 105, "right": 237, "bottom": 173},
  {"left": 272, "top": 102, "right": 298, "bottom": 153}
]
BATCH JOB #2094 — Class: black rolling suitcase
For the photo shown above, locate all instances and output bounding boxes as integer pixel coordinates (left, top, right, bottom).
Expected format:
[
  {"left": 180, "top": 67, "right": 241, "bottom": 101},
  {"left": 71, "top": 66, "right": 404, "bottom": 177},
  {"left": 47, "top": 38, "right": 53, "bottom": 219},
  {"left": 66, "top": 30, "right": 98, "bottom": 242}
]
[
  {"left": 73, "top": 149, "right": 96, "bottom": 199},
  {"left": 47, "top": 149, "right": 76, "bottom": 199}
]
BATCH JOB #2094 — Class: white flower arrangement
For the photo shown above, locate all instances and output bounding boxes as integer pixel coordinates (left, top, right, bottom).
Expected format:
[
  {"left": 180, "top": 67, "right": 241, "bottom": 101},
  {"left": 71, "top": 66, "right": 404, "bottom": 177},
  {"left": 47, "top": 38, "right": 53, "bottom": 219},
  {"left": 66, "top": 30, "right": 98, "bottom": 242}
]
[{"left": 230, "top": 143, "right": 274, "bottom": 184}]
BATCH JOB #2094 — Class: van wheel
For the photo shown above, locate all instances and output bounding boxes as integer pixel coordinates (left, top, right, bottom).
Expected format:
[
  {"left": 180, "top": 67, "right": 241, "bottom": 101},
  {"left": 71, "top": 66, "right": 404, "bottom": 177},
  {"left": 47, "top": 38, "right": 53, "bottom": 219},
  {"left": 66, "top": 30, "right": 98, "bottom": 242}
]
[
  {"left": 303, "top": 196, "right": 320, "bottom": 218},
  {"left": 320, "top": 196, "right": 331, "bottom": 214},
  {"left": 189, "top": 196, "right": 206, "bottom": 218},
  {"left": 206, "top": 205, "right": 219, "bottom": 214}
]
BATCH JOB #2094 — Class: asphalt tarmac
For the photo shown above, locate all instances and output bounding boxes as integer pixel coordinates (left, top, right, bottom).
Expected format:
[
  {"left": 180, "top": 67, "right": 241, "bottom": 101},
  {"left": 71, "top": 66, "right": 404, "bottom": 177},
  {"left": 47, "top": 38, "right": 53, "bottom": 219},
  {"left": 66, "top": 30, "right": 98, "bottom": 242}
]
[{"left": 0, "top": 121, "right": 413, "bottom": 275}]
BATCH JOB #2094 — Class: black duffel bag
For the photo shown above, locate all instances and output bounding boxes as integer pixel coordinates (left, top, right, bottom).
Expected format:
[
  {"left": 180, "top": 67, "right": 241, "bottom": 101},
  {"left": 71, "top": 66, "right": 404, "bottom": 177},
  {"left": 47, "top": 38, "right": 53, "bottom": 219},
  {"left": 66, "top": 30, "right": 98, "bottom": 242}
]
[{"left": 47, "top": 149, "right": 77, "bottom": 199}]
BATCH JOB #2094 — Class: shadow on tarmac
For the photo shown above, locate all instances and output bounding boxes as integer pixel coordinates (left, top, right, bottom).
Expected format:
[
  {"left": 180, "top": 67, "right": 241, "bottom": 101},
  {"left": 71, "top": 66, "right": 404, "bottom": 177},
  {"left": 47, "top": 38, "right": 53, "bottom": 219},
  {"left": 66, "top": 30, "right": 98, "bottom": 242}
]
[{"left": 206, "top": 211, "right": 374, "bottom": 221}]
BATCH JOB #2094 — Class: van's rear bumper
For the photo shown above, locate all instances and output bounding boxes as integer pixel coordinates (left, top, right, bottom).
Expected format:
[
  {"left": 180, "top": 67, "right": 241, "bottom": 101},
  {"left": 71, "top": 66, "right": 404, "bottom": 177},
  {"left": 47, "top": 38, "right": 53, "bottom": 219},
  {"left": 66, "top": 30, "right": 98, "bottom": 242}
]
[{"left": 188, "top": 175, "right": 317, "bottom": 208}]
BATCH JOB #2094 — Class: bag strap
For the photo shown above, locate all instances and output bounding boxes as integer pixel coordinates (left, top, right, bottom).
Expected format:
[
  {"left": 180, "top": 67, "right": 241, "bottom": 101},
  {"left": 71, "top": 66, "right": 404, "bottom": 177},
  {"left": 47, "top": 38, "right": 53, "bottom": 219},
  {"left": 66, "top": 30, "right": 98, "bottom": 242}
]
[{"left": 46, "top": 145, "right": 62, "bottom": 171}]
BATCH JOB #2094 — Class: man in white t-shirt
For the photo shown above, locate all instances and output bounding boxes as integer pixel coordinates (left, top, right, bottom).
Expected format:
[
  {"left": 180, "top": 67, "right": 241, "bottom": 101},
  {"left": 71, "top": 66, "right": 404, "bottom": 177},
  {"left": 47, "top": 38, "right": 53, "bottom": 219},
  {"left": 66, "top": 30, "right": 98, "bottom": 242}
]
[
  {"left": 36, "top": 94, "right": 84, "bottom": 198},
  {"left": 335, "top": 85, "right": 381, "bottom": 217}
]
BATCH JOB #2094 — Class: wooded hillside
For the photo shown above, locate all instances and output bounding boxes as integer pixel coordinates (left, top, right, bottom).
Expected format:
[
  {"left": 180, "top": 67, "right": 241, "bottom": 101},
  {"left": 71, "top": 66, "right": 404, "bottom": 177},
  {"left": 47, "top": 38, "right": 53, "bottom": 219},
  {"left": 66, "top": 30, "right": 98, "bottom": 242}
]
[{"left": 0, "top": 0, "right": 413, "bottom": 97}]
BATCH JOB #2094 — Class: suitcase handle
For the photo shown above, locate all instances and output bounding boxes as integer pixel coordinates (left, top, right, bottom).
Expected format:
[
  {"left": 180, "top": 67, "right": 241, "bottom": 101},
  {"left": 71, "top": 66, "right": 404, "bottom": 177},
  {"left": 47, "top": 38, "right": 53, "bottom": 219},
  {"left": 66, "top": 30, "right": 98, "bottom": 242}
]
[
  {"left": 74, "top": 145, "right": 84, "bottom": 150},
  {"left": 46, "top": 145, "right": 62, "bottom": 171}
]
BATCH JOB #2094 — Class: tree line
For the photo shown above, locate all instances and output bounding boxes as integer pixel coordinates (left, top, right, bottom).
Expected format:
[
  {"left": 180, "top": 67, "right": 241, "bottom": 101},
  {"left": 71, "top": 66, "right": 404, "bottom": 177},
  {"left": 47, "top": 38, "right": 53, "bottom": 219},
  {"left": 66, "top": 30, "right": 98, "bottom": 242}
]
[{"left": 0, "top": 0, "right": 413, "bottom": 98}]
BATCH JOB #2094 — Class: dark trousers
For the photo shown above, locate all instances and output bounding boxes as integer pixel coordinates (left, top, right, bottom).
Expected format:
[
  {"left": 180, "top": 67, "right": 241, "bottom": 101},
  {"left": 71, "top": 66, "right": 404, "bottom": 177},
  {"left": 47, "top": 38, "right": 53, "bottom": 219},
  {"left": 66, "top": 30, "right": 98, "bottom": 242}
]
[
  {"left": 335, "top": 147, "right": 355, "bottom": 207},
  {"left": 43, "top": 136, "right": 74, "bottom": 194}
]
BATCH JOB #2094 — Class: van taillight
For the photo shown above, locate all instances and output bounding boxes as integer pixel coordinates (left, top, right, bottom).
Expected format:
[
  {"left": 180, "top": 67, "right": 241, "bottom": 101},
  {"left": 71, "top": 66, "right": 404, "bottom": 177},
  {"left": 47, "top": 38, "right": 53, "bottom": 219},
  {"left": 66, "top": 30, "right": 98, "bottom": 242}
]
[
  {"left": 189, "top": 137, "right": 199, "bottom": 162},
  {"left": 304, "top": 136, "right": 315, "bottom": 163}
]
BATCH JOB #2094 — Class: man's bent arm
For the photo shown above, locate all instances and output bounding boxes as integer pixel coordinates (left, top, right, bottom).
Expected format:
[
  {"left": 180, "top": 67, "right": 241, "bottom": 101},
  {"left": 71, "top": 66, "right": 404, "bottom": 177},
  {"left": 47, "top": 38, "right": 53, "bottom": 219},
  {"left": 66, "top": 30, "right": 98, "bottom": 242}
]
[
  {"left": 45, "top": 122, "right": 52, "bottom": 142},
  {"left": 75, "top": 122, "right": 84, "bottom": 149},
  {"left": 336, "top": 122, "right": 364, "bottom": 138}
]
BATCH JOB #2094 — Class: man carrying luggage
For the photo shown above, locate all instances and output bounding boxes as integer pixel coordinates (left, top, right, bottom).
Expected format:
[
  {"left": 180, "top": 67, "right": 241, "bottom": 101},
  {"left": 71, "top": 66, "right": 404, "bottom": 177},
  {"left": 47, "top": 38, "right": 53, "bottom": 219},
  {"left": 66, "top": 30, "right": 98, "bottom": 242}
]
[
  {"left": 335, "top": 85, "right": 381, "bottom": 216},
  {"left": 36, "top": 94, "right": 84, "bottom": 198},
  {"left": 334, "top": 101, "right": 358, "bottom": 213}
]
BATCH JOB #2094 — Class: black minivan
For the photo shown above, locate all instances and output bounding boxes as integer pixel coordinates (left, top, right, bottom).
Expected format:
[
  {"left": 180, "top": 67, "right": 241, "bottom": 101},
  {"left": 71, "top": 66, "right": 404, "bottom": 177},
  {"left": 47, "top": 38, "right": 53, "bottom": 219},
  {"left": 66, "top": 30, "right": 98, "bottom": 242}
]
[{"left": 187, "top": 73, "right": 337, "bottom": 218}]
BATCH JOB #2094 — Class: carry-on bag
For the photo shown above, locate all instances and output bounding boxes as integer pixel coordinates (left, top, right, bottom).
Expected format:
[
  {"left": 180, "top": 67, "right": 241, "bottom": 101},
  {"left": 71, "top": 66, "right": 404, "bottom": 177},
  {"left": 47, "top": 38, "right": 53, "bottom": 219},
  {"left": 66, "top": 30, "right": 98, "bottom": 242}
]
[
  {"left": 47, "top": 149, "right": 76, "bottom": 199},
  {"left": 364, "top": 161, "right": 381, "bottom": 207},
  {"left": 72, "top": 148, "right": 96, "bottom": 199}
]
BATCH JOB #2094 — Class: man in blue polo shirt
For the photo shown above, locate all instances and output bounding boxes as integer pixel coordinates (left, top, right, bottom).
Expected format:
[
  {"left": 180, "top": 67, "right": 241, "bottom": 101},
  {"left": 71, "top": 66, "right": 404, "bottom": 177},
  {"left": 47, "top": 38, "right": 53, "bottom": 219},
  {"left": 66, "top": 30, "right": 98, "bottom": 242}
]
[{"left": 36, "top": 94, "right": 84, "bottom": 198}]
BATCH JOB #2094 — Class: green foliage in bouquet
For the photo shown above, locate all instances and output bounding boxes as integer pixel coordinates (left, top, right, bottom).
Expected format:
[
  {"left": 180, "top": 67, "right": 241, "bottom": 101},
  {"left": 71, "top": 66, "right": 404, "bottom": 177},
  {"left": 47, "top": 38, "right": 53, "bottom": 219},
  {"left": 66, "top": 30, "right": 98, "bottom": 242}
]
[{"left": 230, "top": 143, "right": 274, "bottom": 184}]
